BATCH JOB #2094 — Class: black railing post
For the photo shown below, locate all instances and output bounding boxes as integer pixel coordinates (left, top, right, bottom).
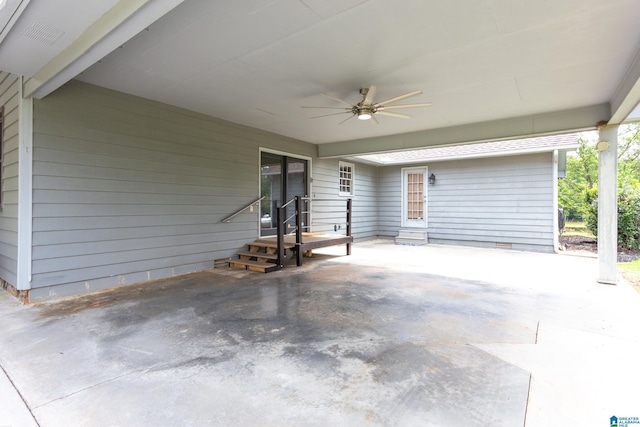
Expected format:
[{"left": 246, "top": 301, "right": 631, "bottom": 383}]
[
  {"left": 295, "top": 196, "right": 303, "bottom": 266},
  {"left": 346, "top": 198, "right": 352, "bottom": 255},
  {"left": 276, "top": 206, "right": 285, "bottom": 269}
]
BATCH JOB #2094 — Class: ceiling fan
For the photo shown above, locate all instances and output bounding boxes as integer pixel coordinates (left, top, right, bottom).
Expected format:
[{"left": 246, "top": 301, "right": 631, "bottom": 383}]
[{"left": 302, "top": 85, "right": 431, "bottom": 124}]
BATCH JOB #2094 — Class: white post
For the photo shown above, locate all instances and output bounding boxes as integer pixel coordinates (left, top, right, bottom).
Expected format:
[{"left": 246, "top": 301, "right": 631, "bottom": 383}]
[
  {"left": 16, "top": 77, "right": 34, "bottom": 291},
  {"left": 597, "top": 125, "right": 618, "bottom": 284}
]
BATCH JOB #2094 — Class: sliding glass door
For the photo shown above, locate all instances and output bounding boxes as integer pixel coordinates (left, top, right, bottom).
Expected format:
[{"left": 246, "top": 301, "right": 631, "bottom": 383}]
[{"left": 260, "top": 152, "right": 308, "bottom": 236}]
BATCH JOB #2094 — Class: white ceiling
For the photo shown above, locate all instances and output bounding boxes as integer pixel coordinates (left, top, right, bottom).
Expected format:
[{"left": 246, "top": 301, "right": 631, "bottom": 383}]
[{"left": 1, "top": 0, "right": 640, "bottom": 147}]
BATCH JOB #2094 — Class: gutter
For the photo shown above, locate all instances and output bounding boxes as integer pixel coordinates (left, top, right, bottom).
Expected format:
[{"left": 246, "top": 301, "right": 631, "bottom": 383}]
[{"left": 552, "top": 150, "right": 561, "bottom": 254}]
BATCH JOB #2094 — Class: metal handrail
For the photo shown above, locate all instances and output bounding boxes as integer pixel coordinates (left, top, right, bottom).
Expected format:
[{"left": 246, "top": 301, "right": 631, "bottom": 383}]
[
  {"left": 274, "top": 195, "right": 352, "bottom": 269},
  {"left": 281, "top": 197, "right": 297, "bottom": 209},
  {"left": 221, "top": 196, "right": 265, "bottom": 223}
]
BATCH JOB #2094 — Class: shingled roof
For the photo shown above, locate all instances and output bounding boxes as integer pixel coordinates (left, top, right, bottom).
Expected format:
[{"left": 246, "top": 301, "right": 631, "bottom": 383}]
[{"left": 353, "top": 133, "right": 579, "bottom": 165}]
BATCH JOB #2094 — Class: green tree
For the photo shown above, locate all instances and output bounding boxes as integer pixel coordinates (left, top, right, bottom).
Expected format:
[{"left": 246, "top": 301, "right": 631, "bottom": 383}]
[
  {"left": 570, "top": 123, "right": 640, "bottom": 249},
  {"left": 558, "top": 135, "right": 598, "bottom": 221},
  {"left": 618, "top": 125, "right": 640, "bottom": 188}
]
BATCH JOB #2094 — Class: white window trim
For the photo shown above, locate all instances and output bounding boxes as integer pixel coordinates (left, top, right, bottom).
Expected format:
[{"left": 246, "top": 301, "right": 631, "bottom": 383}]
[{"left": 339, "top": 161, "right": 354, "bottom": 196}]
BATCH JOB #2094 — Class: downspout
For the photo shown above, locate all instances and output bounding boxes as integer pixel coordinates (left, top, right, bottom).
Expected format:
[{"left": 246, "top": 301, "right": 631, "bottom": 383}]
[{"left": 552, "top": 150, "right": 560, "bottom": 254}]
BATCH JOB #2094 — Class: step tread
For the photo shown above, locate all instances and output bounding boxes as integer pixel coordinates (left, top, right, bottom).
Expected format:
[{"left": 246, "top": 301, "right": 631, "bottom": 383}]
[
  {"left": 227, "top": 258, "right": 280, "bottom": 273},
  {"left": 237, "top": 251, "right": 278, "bottom": 260}
]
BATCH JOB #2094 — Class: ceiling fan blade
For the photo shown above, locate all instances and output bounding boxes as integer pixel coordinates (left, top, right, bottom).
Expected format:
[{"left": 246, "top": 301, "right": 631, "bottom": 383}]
[
  {"left": 375, "top": 90, "right": 423, "bottom": 107},
  {"left": 381, "top": 103, "right": 432, "bottom": 110},
  {"left": 302, "top": 106, "right": 352, "bottom": 110},
  {"left": 375, "top": 111, "right": 411, "bottom": 119},
  {"left": 370, "top": 115, "right": 379, "bottom": 124},
  {"left": 322, "top": 93, "right": 355, "bottom": 107},
  {"left": 362, "top": 85, "right": 377, "bottom": 106},
  {"left": 338, "top": 114, "right": 356, "bottom": 125},
  {"left": 310, "top": 111, "right": 352, "bottom": 119}
]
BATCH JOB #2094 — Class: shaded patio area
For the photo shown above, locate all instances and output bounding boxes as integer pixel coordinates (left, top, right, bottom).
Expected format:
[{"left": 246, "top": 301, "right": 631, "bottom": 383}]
[{"left": 1, "top": 241, "right": 639, "bottom": 426}]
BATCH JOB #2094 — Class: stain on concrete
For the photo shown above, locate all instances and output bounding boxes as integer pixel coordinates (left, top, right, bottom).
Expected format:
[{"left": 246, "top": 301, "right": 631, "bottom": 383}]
[{"left": 2, "top": 250, "right": 539, "bottom": 426}]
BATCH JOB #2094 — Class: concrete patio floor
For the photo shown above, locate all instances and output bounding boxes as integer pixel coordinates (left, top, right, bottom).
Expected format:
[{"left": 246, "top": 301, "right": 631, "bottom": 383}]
[{"left": 1, "top": 240, "right": 639, "bottom": 426}]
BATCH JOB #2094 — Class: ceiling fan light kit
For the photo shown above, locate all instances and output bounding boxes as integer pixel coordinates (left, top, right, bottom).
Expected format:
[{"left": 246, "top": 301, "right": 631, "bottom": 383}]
[
  {"left": 357, "top": 109, "right": 373, "bottom": 120},
  {"left": 302, "top": 85, "right": 431, "bottom": 124}
]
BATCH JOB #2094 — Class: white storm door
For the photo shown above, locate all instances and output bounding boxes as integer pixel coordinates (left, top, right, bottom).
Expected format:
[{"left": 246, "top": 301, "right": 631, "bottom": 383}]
[{"left": 402, "top": 167, "right": 427, "bottom": 228}]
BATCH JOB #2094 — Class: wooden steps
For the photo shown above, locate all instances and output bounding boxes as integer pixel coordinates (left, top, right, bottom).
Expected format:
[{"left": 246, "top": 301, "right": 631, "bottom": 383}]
[
  {"left": 226, "top": 239, "right": 292, "bottom": 273},
  {"left": 226, "top": 234, "right": 353, "bottom": 273}
]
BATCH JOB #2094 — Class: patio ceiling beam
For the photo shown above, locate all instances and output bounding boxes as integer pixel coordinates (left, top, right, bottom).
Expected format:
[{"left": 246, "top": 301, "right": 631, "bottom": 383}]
[
  {"left": 22, "top": 0, "right": 184, "bottom": 99},
  {"left": 318, "top": 104, "right": 610, "bottom": 158},
  {"left": 609, "top": 45, "right": 640, "bottom": 125}
]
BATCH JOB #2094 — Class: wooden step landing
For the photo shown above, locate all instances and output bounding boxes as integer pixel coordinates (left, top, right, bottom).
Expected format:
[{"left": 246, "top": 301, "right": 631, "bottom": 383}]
[
  {"left": 227, "top": 258, "right": 280, "bottom": 273},
  {"left": 250, "top": 240, "right": 295, "bottom": 250}
]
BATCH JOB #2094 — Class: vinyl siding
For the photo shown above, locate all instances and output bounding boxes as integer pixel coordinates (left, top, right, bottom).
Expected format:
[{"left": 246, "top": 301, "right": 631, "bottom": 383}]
[
  {"left": 377, "top": 166, "right": 402, "bottom": 237},
  {"left": 0, "top": 72, "right": 20, "bottom": 287},
  {"left": 312, "top": 159, "right": 378, "bottom": 241},
  {"left": 30, "top": 80, "right": 315, "bottom": 299},
  {"left": 378, "top": 153, "right": 555, "bottom": 252}
]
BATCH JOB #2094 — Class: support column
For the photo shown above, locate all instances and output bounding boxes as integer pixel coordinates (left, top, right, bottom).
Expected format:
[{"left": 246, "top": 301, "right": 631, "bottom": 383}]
[
  {"left": 597, "top": 125, "right": 618, "bottom": 284},
  {"left": 16, "top": 77, "right": 33, "bottom": 292}
]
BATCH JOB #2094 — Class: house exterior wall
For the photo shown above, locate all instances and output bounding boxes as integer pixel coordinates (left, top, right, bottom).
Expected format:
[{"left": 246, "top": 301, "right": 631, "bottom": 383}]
[
  {"left": 312, "top": 159, "right": 378, "bottom": 241},
  {"left": 0, "top": 72, "right": 20, "bottom": 287},
  {"left": 378, "top": 153, "right": 555, "bottom": 252},
  {"left": 30, "top": 80, "right": 316, "bottom": 300}
]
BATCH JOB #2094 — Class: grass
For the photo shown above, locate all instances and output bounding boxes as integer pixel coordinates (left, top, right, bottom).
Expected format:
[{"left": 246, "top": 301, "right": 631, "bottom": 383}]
[
  {"left": 561, "top": 221, "right": 595, "bottom": 238},
  {"left": 618, "top": 259, "right": 640, "bottom": 293},
  {"left": 565, "top": 222, "right": 639, "bottom": 292}
]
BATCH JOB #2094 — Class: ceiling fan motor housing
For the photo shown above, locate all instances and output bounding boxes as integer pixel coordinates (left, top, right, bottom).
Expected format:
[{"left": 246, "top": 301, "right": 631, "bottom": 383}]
[{"left": 303, "top": 85, "right": 430, "bottom": 123}]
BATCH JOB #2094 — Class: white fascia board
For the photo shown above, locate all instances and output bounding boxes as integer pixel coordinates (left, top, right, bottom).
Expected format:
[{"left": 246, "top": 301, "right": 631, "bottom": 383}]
[
  {"left": 353, "top": 144, "right": 579, "bottom": 166},
  {"left": 0, "top": 0, "right": 32, "bottom": 45},
  {"left": 610, "top": 45, "right": 640, "bottom": 125},
  {"left": 23, "top": 0, "right": 184, "bottom": 99}
]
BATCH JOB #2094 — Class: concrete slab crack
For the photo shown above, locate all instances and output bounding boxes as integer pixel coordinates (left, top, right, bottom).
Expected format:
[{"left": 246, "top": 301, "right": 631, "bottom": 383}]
[{"left": 0, "top": 362, "right": 41, "bottom": 427}]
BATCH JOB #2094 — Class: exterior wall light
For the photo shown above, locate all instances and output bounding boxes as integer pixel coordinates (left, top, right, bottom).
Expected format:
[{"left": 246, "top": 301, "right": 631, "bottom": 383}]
[{"left": 428, "top": 173, "right": 436, "bottom": 184}]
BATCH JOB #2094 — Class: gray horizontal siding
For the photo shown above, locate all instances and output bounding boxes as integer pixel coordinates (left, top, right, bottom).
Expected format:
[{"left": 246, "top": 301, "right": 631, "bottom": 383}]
[
  {"left": 378, "top": 153, "right": 554, "bottom": 251},
  {"left": 312, "top": 159, "right": 378, "bottom": 241},
  {"left": 31, "top": 80, "right": 315, "bottom": 298},
  {"left": 0, "top": 72, "right": 20, "bottom": 287},
  {"left": 377, "top": 166, "right": 401, "bottom": 237}
]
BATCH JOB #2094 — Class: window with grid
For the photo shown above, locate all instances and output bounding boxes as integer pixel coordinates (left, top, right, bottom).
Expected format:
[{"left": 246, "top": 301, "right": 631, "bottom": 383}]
[
  {"left": 406, "top": 172, "right": 424, "bottom": 220},
  {"left": 339, "top": 162, "right": 354, "bottom": 196}
]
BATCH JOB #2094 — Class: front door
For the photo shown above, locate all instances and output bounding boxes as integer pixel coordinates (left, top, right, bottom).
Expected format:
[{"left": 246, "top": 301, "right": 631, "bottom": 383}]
[
  {"left": 402, "top": 167, "right": 427, "bottom": 228},
  {"left": 260, "top": 151, "right": 309, "bottom": 236}
]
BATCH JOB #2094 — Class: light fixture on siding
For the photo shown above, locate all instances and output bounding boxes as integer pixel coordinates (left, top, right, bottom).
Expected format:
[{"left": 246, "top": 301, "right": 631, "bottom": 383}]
[{"left": 428, "top": 173, "right": 436, "bottom": 184}]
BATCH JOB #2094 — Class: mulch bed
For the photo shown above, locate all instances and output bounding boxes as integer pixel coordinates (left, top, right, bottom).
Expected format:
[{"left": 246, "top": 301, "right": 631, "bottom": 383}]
[{"left": 560, "top": 235, "right": 640, "bottom": 263}]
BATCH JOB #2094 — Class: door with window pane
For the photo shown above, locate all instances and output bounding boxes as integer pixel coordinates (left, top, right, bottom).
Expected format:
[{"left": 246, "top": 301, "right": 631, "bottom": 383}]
[{"left": 402, "top": 167, "right": 427, "bottom": 228}]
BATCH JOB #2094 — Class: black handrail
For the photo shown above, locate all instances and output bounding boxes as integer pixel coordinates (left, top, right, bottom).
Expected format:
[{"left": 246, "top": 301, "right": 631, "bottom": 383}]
[{"left": 274, "top": 196, "right": 351, "bottom": 269}]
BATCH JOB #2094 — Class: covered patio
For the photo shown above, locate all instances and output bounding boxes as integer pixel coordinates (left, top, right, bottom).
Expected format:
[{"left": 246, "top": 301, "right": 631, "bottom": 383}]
[{"left": 1, "top": 1, "right": 640, "bottom": 295}]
